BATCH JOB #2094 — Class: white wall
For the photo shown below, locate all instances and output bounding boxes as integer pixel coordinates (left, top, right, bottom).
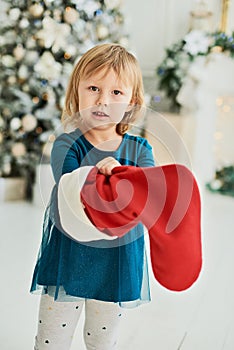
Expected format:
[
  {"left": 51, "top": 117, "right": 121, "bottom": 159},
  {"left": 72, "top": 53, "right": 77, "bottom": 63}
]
[{"left": 122, "top": 0, "right": 234, "bottom": 77}]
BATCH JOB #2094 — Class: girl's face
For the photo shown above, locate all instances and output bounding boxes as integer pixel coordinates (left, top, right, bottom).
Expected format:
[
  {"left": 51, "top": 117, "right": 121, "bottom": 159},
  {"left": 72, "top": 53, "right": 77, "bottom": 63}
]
[{"left": 78, "top": 68, "right": 133, "bottom": 131}]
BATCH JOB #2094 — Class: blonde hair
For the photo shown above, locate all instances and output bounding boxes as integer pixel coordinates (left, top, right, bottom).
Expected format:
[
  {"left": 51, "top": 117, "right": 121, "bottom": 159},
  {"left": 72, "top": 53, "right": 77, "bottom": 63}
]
[{"left": 62, "top": 43, "right": 145, "bottom": 134}]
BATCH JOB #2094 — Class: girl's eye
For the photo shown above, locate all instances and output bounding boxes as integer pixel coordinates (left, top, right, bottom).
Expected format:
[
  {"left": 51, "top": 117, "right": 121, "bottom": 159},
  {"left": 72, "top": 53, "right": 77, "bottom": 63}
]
[
  {"left": 89, "top": 86, "right": 99, "bottom": 92},
  {"left": 113, "top": 90, "right": 122, "bottom": 95}
]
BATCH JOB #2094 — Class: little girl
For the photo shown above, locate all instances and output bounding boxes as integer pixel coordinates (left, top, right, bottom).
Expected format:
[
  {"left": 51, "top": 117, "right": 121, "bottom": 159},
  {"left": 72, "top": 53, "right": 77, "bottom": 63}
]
[{"left": 30, "top": 43, "right": 155, "bottom": 350}]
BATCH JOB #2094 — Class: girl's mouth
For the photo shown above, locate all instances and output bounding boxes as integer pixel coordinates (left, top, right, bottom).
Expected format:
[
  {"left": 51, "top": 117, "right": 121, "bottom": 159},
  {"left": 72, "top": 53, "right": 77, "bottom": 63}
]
[{"left": 92, "top": 111, "right": 109, "bottom": 119}]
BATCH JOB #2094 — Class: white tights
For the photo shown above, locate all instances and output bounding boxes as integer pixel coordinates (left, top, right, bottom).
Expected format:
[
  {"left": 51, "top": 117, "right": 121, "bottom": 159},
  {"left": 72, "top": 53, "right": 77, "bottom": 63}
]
[{"left": 34, "top": 295, "right": 123, "bottom": 350}]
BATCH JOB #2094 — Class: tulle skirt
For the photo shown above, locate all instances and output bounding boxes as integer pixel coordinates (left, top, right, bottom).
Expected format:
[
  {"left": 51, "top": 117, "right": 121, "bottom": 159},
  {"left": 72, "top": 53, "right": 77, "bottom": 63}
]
[{"left": 30, "top": 187, "right": 151, "bottom": 309}]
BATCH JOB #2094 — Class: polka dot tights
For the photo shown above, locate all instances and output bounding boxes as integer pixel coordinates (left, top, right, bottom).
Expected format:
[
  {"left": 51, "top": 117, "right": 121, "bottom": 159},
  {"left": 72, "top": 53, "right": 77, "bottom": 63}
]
[{"left": 34, "top": 295, "right": 123, "bottom": 350}]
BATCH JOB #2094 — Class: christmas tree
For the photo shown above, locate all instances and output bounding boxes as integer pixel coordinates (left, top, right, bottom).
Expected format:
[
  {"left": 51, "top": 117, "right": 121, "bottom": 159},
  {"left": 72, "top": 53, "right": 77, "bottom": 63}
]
[{"left": 0, "top": 0, "right": 128, "bottom": 199}]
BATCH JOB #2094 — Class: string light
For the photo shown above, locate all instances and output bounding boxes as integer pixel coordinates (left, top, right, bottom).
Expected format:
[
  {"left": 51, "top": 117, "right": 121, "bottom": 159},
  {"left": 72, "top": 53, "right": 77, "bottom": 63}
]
[
  {"left": 214, "top": 131, "right": 223, "bottom": 140},
  {"left": 223, "top": 105, "right": 231, "bottom": 113},
  {"left": 216, "top": 97, "right": 223, "bottom": 106},
  {"left": 64, "top": 52, "right": 71, "bottom": 59},
  {"left": 36, "top": 127, "right": 43, "bottom": 134},
  {"left": 42, "top": 93, "right": 48, "bottom": 100},
  {"left": 211, "top": 46, "right": 222, "bottom": 53},
  {"left": 32, "top": 96, "right": 40, "bottom": 104},
  {"left": 48, "top": 134, "right": 56, "bottom": 142}
]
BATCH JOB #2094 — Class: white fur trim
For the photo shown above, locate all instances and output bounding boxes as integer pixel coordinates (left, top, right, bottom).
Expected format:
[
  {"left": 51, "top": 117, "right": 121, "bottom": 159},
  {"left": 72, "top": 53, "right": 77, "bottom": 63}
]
[{"left": 58, "top": 166, "right": 117, "bottom": 242}]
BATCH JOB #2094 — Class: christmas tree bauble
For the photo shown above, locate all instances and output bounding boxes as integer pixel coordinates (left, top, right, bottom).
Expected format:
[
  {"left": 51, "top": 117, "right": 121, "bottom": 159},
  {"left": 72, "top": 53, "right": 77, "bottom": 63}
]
[
  {"left": 19, "top": 18, "right": 30, "bottom": 28},
  {"left": 13, "top": 44, "right": 25, "bottom": 61},
  {"left": 10, "top": 118, "right": 21, "bottom": 131},
  {"left": 9, "top": 8, "right": 21, "bottom": 21},
  {"left": 34, "top": 51, "right": 62, "bottom": 79},
  {"left": 25, "top": 50, "right": 39, "bottom": 64},
  {"left": 29, "top": 3, "right": 44, "bottom": 18},
  {"left": 96, "top": 24, "right": 109, "bottom": 40},
  {"left": 22, "top": 114, "right": 38, "bottom": 132},
  {"left": 8, "top": 76, "right": 17, "bottom": 85},
  {"left": 18, "top": 65, "right": 29, "bottom": 80},
  {"left": 64, "top": 7, "right": 79, "bottom": 24},
  {"left": 2, "top": 55, "right": 16, "bottom": 67},
  {"left": 11, "top": 142, "right": 27, "bottom": 157}
]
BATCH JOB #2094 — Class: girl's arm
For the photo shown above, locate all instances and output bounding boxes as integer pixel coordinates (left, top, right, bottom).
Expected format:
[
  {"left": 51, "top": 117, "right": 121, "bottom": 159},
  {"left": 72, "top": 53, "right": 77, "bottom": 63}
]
[
  {"left": 137, "top": 138, "right": 155, "bottom": 168},
  {"left": 52, "top": 134, "right": 117, "bottom": 241},
  {"left": 50, "top": 133, "right": 80, "bottom": 184}
]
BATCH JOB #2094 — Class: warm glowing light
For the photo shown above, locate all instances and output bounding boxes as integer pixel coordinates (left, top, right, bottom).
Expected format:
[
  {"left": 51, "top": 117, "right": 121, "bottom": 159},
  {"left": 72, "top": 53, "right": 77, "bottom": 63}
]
[
  {"left": 211, "top": 46, "right": 222, "bottom": 53},
  {"left": 216, "top": 97, "right": 223, "bottom": 106},
  {"left": 36, "top": 127, "right": 43, "bottom": 134},
  {"left": 48, "top": 134, "right": 56, "bottom": 142},
  {"left": 42, "top": 93, "right": 48, "bottom": 100},
  {"left": 32, "top": 96, "right": 39, "bottom": 104},
  {"left": 214, "top": 131, "right": 223, "bottom": 140},
  {"left": 64, "top": 52, "right": 71, "bottom": 59},
  {"left": 223, "top": 105, "right": 231, "bottom": 113}
]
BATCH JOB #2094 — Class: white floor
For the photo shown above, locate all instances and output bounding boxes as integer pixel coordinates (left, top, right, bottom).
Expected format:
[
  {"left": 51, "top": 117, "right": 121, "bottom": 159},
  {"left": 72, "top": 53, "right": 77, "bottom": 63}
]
[{"left": 1, "top": 114, "right": 234, "bottom": 349}]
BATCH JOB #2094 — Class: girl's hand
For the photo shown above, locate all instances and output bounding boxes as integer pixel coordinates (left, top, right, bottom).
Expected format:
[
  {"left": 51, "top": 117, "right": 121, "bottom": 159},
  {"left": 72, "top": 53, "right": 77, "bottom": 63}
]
[{"left": 96, "top": 157, "right": 121, "bottom": 176}]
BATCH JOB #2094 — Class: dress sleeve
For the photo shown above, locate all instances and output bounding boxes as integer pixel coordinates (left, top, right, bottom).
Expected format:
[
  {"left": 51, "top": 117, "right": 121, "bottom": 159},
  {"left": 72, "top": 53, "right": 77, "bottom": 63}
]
[
  {"left": 137, "top": 138, "right": 155, "bottom": 167},
  {"left": 51, "top": 133, "right": 80, "bottom": 184}
]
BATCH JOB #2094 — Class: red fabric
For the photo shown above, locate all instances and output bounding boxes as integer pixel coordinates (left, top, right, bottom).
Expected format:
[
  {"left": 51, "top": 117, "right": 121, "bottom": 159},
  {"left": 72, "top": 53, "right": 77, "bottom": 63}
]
[{"left": 80, "top": 164, "right": 202, "bottom": 292}]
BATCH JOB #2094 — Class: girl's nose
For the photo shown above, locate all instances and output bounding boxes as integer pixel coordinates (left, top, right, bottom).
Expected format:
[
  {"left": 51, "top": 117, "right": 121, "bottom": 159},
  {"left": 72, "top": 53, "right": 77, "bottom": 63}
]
[{"left": 96, "top": 92, "right": 109, "bottom": 106}]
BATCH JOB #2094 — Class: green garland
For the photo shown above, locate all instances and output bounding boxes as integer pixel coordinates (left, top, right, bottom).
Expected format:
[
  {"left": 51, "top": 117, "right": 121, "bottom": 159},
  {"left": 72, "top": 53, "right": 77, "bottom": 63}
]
[
  {"left": 156, "top": 31, "right": 234, "bottom": 110},
  {"left": 157, "top": 31, "right": 234, "bottom": 197},
  {"left": 206, "top": 165, "right": 234, "bottom": 197}
]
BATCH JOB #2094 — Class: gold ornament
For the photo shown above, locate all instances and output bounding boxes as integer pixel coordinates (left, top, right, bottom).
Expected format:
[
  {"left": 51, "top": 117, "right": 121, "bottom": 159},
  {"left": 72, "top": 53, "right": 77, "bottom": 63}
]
[
  {"left": 13, "top": 44, "right": 25, "bottom": 61},
  {"left": 36, "top": 127, "right": 43, "bottom": 134},
  {"left": 11, "top": 142, "right": 27, "bottom": 157},
  {"left": 18, "top": 65, "right": 29, "bottom": 80},
  {"left": 22, "top": 114, "right": 38, "bottom": 132},
  {"left": 64, "top": 52, "right": 71, "bottom": 60},
  {"left": 7, "top": 76, "right": 17, "bottom": 85},
  {"left": 53, "top": 9, "right": 62, "bottom": 21},
  {"left": 22, "top": 84, "right": 30, "bottom": 92},
  {"left": 96, "top": 24, "right": 109, "bottom": 40},
  {"left": 211, "top": 45, "right": 223, "bottom": 53},
  {"left": 48, "top": 134, "right": 56, "bottom": 142},
  {"left": 64, "top": 7, "right": 79, "bottom": 24},
  {"left": 29, "top": 3, "right": 44, "bottom": 18},
  {"left": 32, "top": 96, "right": 40, "bottom": 104}
]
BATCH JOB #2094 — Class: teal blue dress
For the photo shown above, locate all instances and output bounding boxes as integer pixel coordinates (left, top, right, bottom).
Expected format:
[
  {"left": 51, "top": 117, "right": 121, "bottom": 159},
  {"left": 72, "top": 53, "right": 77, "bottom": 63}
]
[{"left": 30, "top": 129, "right": 155, "bottom": 308}]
